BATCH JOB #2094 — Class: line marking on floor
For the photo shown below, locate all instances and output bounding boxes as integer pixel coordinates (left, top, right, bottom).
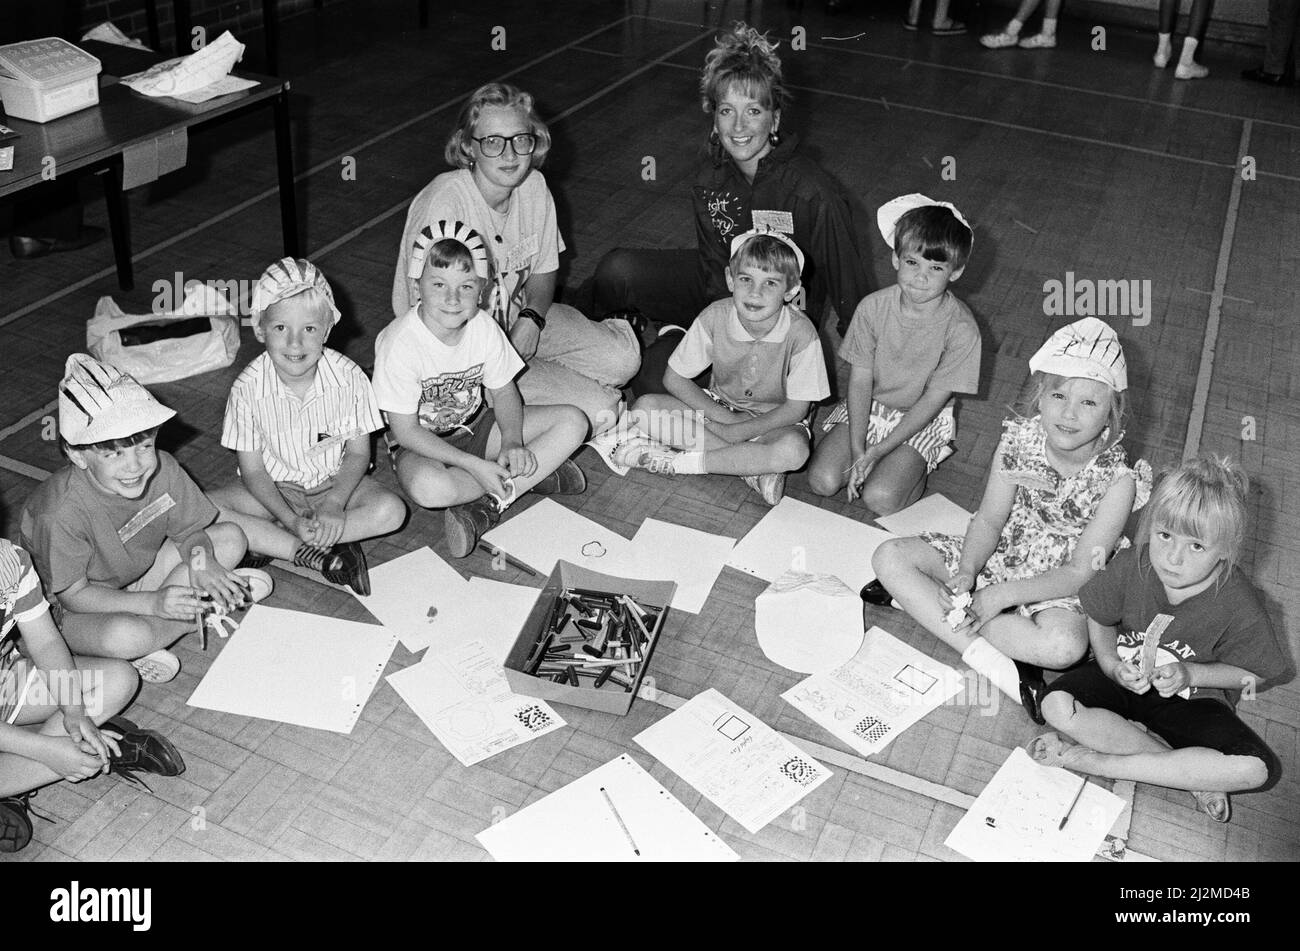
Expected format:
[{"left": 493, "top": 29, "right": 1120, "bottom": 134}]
[
  {"left": 1184, "top": 119, "right": 1251, "bottom": 460},
  {"left": 0, "top": 400, "right": 57, "bottom": 445}
]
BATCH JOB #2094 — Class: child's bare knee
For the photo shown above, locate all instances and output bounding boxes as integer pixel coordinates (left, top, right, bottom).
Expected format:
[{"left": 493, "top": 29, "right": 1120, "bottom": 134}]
[
  {"left": 859, "top": 483, "right": 905, "bottom": 517},
  {"left": 207, "top": 521, "right": 248, "bottom": 565},
  {"left": 86, "top": 661, "right": 138, "bottom": 720},
  {"left": 403, "top": 469, "right": 454, "bottom": 509},
  {"left": 1038, "top": 623, "right": 1089, "bottom": 670},
  {"left": 1234, "top": 755, "right": 1271, "bottom": 791},
  {"left": 806, "top": 460, "right": 843, "bottom": 497},
  {"left": 771, "top": 434, "right": 810, "bottom": 472},
  {"left": 1041, "top": 690, "right": 1076, "bottom": 728},
  {"left": 99, "top": 616, "right": 157, "bottom": 658},
  {"left": 372, "top": 492, "right": 408, "bottom": 534}
]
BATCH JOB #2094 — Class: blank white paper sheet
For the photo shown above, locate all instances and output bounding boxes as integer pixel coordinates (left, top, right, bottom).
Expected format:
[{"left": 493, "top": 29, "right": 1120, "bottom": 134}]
[
  {"left": 874, "top": 493, "right": 973, "bottom": 539},
  {"left": 476, "top": 754, "right": 738, "bottom": 862},
  {"left": 353, "top": 547, "right": 470, "bottom": 653},
  {"left": 726, "top": 497, "right": 892, "bottom": 592},
  {"left": 605, "top": 518, "right": 736, "bottom": 614},
  {"left": 186, "top": 605, "right": 396, "bottom": 734}
]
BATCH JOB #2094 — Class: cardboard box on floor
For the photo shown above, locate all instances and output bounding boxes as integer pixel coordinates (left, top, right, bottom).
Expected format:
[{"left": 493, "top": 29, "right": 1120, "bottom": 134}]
[{"left": 503, "top": 561, "right": 675, "bottom": 716}]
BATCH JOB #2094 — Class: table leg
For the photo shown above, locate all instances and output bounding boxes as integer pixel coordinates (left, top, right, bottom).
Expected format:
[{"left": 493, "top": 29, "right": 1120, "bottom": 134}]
[
  {"left": 173, "top": 0, "right": 193, "bottom": 55},
  {"left": 273, "top": 87, "right": 300, "bottom": 257},
  {"left": 101, "top": 161, "right": 134, "bottom": 291},
  {"left": 145, "top": 0, "right": 162, "bottom": 52},
  {"left": 263, "top": 0, "right": 280, "bottom": 75}
]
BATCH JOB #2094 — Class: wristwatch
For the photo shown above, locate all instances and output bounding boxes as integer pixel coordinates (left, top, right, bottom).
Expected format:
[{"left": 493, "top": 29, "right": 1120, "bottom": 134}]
[{"left": 517, "top": 307, "right": 546, "bottom": 333}]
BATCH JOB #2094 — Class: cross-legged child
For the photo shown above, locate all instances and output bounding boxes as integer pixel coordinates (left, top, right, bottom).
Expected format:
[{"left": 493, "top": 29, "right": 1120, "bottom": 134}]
[
  {"left": 807, "top": 194, "right": 981, "bottom": 516},
  {"left": 1033, "top": 456, "right": 1293, "bottom": 822},
  {"left": 208, "top": 259, "right": 407, "bottom": 597},
  {"left": 606, "top": 230, "right": 829, "bottom": 505},
  {"left": 374, "top": 220, "right": 589, "bottom": 557},
  {"left": 20, "top": 355, "right": 261, "bottom": 684},
  {"left": 871, "top": 318, "right": 1151, "bottom": 721},
  {"left": 1, "top": 537, "right": 184, "bottom": 853}
]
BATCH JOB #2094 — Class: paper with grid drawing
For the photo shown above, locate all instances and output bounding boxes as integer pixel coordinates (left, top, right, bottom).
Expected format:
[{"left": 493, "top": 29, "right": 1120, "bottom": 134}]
[
  {"left": 725, "top": 497, "right": 892, "bottom": 592},
  {"left": 634, "top": 688, "right": 831, "bottom": 834},
  {"left": 476, "top": 754, "right": 738, "bottom": 862},
  {"left": 781, "top": 626, "right": 964, "bottom": 756},
  {"left": 481, "top": 498, "right": 632, "bottom": 576},
  {"left": 186, "top": 605, "right": 396, "bottom": 734},
  {"left": 387, "top": 639, "right": 564, "bottom": 767},
  {"left": 945, "top": 748, "right": 1126, "bottom": 862}
]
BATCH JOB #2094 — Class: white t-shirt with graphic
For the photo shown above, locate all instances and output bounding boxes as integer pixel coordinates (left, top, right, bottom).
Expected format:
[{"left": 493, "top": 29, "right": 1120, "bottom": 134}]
[
  {"left": 372, "top": 306, "right": 525, "bottom": 435},
  {"left": 392, "top": 168, "right": 564, "bottom": 330}
]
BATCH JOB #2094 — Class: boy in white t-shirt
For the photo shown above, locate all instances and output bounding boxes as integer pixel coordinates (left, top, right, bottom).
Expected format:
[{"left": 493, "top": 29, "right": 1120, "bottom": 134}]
[{"left": 373, "top": 220, "right": 588, "bottom": 557}]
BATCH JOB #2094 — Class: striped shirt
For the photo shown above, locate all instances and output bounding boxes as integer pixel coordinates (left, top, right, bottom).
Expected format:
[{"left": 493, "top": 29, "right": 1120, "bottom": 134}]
[{"left": 221, "top": 349, "right": 384, "bottom": 489}]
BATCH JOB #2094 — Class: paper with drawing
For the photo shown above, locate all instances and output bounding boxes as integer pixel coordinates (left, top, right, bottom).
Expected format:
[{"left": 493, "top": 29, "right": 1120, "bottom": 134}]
[{"left": 634, "top": 688, "right": 831, "bottom": 834}]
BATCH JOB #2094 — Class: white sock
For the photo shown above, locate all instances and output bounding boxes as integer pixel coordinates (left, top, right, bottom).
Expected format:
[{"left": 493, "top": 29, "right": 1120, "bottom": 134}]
[
  {"left": 1040, "top": 17, "right": 1057, "bottom": 38},
  {"left": 672, "top": 450, "right": 707, "bottom": 475},
  {"left": 490, "top": 478, "right": 517, "bottom": 512},
  {"left": 1006, "top": 18, "right": 1024, "bottom": 36},
  {"left": 1179, "top": 37, "right": 1199, "bottom": 66},
  {"left": 961, "top": 636, "right": 1023, "bottom": 705}
]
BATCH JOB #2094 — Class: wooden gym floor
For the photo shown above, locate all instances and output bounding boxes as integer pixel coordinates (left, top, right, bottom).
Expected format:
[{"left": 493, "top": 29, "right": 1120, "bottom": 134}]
[{"left": 1, "top": 0, "right": 1297, "bottom": 862}]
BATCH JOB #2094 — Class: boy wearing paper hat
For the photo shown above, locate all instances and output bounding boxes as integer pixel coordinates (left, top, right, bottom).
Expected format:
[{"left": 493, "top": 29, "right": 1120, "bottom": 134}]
[
  {"left": 19, "top": 356, "right": 257, "bottom": 684},
  {"left": 807, "top": 194, "right": 981, "bottom": 515},
  {"left": 208, "top": 258, "right": 407, "bottom": 596}
]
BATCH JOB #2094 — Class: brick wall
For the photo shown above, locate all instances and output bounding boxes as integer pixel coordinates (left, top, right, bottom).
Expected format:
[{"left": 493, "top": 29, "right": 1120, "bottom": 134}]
[{"left": 80, "top": 0, "right": 328, "bottom": 53}]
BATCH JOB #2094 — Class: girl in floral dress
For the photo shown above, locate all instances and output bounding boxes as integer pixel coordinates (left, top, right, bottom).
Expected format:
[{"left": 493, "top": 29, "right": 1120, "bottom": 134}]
[{"left": 871, "top": 318, "right": 1151, "bottom": 722}]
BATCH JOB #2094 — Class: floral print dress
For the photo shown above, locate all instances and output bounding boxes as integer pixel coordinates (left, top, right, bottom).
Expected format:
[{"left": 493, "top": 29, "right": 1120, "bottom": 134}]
[{"left": 922, "top": 416, "right": 1152, "bottom": 616}]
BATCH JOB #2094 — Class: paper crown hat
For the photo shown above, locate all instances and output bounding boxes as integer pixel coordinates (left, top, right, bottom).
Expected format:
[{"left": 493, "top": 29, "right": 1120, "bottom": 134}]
[
  {"left": 58, "top": 354, "right": 176, "bottom": 445},
  {"left": 728, "top": 227, "right": 806, "bottom": 276},
  {"left": 249, "top": 258, "right": 341, "bottom": 325},
  {"left": 1029, "top": 317, "right": 1128, "bottom": 392},
  {"left": 407, "top": 220, "right": 491, "bottom": 281},
  {"left": 876, "top": 193, "right": 974, "bottom": 251}
]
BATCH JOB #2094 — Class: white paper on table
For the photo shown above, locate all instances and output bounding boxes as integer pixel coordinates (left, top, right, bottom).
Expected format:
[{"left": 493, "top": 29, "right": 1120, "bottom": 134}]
[
  {"left": 755, "top": 571, "right": 864, "bottom": 674},
  {"left": 945, "top": 747, "right": 1126, "bottom": 862},
  {"left": 726, "top": 497, "right": 892, "bottom": 592},
  {"left": 482, "top": 498, "right": 632, "bottom": 576},
  {"left": 172, "top": 74, "right": 258, "bottom": 103},
  {"left": 476, "top": 754, "right": 738, "bottom": 862},
  {"left": 186, "top": 605, "right": 395, "bottom": 734},
  {"left": 782, "top": 625, "right": 963, "bottom": 756},
  {"left": 874, "top": 493, "right": 973, "bottom": 538},
  {"left": 634, "top": 688, "right": 831, "bottom": 834},
  {"left": 122, "top": 30, "right": 247, "bottom": 98},
  {"left": 353, "top": 548, "right": 469, "bottom": 652},
  {"left": 603, "top": 518, "right": 735, "bottom": 614},
  {"left": 386, "top": 639, "right": 564, "bottom": 767}
]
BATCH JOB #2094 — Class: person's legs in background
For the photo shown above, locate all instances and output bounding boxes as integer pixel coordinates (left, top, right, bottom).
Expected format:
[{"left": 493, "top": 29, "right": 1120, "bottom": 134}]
[{"left": 1242, "top": 0, "right": 1300, "bottom": 85}]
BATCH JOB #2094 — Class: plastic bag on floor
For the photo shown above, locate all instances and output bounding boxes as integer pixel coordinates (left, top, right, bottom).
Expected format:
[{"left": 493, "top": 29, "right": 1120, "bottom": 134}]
[{"left": 87, "top": 282, "right": 240, "bottom": 384}]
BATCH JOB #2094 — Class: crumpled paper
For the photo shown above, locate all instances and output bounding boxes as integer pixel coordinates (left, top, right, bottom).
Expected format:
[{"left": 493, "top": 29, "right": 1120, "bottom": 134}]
[{"left": 122, "top": 31, "right": 254, "bottom": 101}]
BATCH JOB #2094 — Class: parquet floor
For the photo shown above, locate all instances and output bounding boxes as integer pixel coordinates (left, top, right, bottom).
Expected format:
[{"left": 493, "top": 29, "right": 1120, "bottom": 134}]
[{"left": 1, "top": 0, "right": 1297, "bottom": 862}]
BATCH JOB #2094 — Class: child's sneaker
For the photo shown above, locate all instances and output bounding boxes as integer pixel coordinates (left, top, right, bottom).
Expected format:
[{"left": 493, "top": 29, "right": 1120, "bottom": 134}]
[
  {"left": 611, "top": 437, "right": 680, "bottom": 475},
  {"left": 131, "top": 648, "right": 180, "bottom": 684},
  {"left": 531, "top": 459, "right": 587, "bottom": 496},
  {"left": 0, "top": 794, "right": 35, "bottom": 853},
  {"left": 104, "top": 716, "right": 186, "bottom": 789},
  {"left": 1175, "top": 61, "right": 1209, "bottom": 80},
  {"left": 444, "top": 494, "right": 503, "bottom": 558},
  {"left": 1018, "top": 32, "right": 1056, "bottom": 48},
  {"left": 980, "top": 31, "right": 1019, "bottom": 48},
  {"left": 319, "top": 542, "right": 370, "bottom": 596},
  {"left": 742, "top": 472, "right": 786, "bottom": 506},
  {"left": 234, "top": 567, "right": 274, "bottom": 603},
  {"left": 931, "top": 20, "right": 967, "bottom": 36}
]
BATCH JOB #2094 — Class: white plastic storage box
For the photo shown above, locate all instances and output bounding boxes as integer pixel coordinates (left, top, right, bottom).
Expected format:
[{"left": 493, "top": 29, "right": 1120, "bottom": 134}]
[{"left": 0, "top": 38, "right": 101, "bottom": 123}]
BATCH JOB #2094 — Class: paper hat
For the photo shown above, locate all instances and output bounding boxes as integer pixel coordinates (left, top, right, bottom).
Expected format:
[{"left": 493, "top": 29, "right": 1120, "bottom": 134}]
[
  {"left": 249, "top": 258, "right": 341, "bottom": 325},
  {"left": 58, "top": 354, "right": 176, "bottom": 445},
  {"left": 876, "top": 193, "right": 973, "bottom": 251},
  {"left": 407, "top": 220, "right": 491, "bottom": 281},
  {"left": 1029, "top": 317, "right": 1128, "bottom": 392},
  {"left": 728, "top": 227, "right": 806, "bottom": 275}
]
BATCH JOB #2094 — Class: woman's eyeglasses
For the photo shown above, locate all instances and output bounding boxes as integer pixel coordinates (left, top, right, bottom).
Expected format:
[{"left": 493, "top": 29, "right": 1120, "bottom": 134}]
[{"left": 470, "top": 133, "right": 537, "bottom": 157}]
